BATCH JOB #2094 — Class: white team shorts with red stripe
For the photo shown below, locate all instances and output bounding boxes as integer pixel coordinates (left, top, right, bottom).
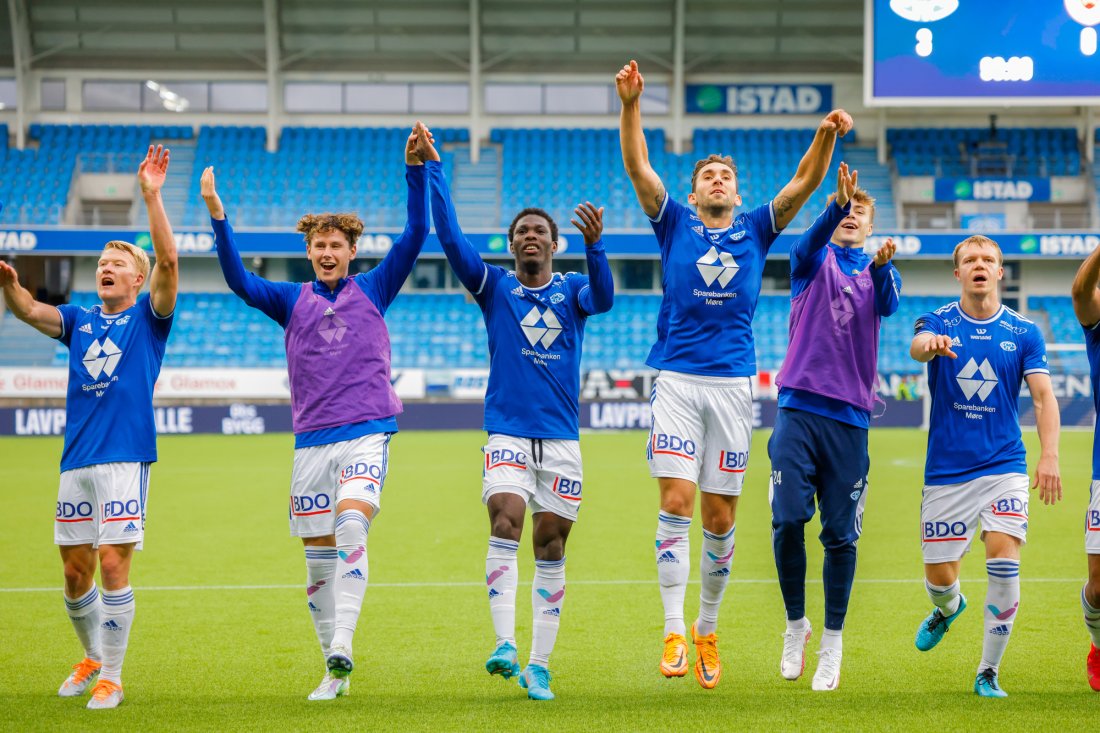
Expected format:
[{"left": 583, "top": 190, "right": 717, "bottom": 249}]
[
  {"left": 1087, "top": 480, "right": 1100, "bottom": 554},
  {"left": 646, "top": 371, "right": 753, "bottom": 496},
  {"left": 482, "top": 434, "right": 583, "bottom": 522},
  {"left": 920, "top": 472, "right": 1029, "bottom": 563},
  {"left": 55, "top": 462, "right": 151, "bottom": 549},
  {"left": 289, "top": 433, "right": 391, "bottom": 538}
]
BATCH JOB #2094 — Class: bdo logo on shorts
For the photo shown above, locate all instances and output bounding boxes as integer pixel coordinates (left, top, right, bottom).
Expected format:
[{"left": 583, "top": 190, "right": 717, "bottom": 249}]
[
  {"left": 718, "top": 450, "right": 748, "bottom": 473},
  {"left": 292, "top": 492, "right": 332, "bottom": 516},
  {"left": 989, "top": 497, "right": 1027, "bottom": 518},
  {"left": 1088, "top": 510, "right": 1100, "bottom": 532},
  {"left": 56, "top": 501, "right": 94, "bottom": 522},
  {"left": 553, "top": 477, "right": 582, "bottom": 503},
  {"left": 102, "top": 500, "right": 141, "bottom": 521},
  {"left": 340, "top": 462, "right": 383, "bottom": 493},
  {"left": 923, "top": 521, "right": 968, "bottom": 542},
  {"left": 485, "top": 448, "right": 527, "bottom": 472},
  {"left": 650, "top": 434, "right": 697, "bottom": 460}
]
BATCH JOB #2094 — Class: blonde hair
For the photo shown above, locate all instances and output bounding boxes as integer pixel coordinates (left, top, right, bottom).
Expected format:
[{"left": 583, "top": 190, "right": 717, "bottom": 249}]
[
  {"left": 826, "top": 188, "right": 877, "bottom": 222},
  {"left": 952, "top": 235, "right": 1003, "bottom": 268},
  {"left": 102, "top": 240, "right": 150, "bottom": 286},
  {"left": 296, "top": 213, "right": 364, "bottom": 247}
]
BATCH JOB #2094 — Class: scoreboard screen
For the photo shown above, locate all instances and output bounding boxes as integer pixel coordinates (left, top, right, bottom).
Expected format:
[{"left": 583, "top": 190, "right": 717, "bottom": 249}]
[{"left": 866, "top": 0, "right": 1100, "bottom": 105}]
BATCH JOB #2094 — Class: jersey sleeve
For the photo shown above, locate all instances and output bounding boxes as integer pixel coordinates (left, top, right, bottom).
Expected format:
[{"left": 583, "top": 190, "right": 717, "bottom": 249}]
[
  {"left": 358, "top": 164, "right": 430, "bottom": 314},
  {"left": 576, "top": 240, "right": 614, "bottom": 316},
  {"left": 648, "top": 195, "right": 687, "bottom": 255},
  {"left": 212, "top": 215, "right": 299, "bottom": 327},
  {"left": 54, "top": 304, "right": 81, "bottom": 347},
  {"left": 871, "top": 262, "right": 902, "bottom": 318},
  {"left": 142, "top": 293, "right": 174, "bottom": 343},
  {"left": 914, "top": 310, "right": 943, "bottom": 337},
  {"left": 790, "top": 200, "right": 848, "bottom": 280},
  {"left": 475, "top": 264, "right": 507, "bottom": 309},
  {"left": 746, "top": 201, "right": 783, "bottom": 253},
  {"left": 1022, "top": 323, "right": 1050, "bottom": 375},
  {"left": 425, "top": 160, "right": 491, "bottom": 295}
]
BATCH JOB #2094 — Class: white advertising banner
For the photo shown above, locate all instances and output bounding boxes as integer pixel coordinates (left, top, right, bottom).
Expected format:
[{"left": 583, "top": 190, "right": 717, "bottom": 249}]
[{"left": 0, "top": 367, "right": 427, "bottom": 400}]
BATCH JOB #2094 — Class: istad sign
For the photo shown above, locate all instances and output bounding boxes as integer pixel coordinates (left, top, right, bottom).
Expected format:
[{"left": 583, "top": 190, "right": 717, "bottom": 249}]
[
  {"left": 687, "top": 84, "right": 832, "bottom": 115},
  {"left": 934, "top": 178, "right": 1051, "bottom": 202}
]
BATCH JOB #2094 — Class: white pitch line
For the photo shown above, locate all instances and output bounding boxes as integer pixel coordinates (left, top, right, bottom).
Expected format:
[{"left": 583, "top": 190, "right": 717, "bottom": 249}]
[{"left": 0, "top": 577, "right": 1082, "bottom": 593}]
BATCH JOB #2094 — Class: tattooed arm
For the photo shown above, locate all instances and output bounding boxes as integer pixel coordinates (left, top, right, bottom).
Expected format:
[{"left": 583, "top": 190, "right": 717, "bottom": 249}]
[
  {"left": 616, "top": 59, "right": 667, "bottom": 218},
  {"left": 771, "top": 109, "right": 853, "bottom": 231}
]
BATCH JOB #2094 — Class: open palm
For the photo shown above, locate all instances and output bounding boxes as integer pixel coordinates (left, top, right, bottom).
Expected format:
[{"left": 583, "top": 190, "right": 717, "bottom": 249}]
[{"left": 138, "top": 144, "right": 170, "bottom": 195}]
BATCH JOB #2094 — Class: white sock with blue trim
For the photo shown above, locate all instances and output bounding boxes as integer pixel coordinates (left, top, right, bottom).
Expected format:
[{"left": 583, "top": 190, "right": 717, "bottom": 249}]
[
  {"left": 656, "top": 511, "right": 691, "bottom": 636},
  {"left": 925, "top": 580, "right": 961, "bottom": 616},
  {"left": 1083, "top": 586, "right": 1100, "bottom": 646},
  {"left": 304, "top": 546, "right": 338, "bottom": 659},
  {"left": 100, "top": 586, "right": 135, "bottom": 684},
  {"left": 486, "top": 537, "right": 519, "bottom": 647},
  {"left": 64, "top": 584, "right": 102, "bottom": 662},
  {"left": 697, "top": 526, "right": 735, "bottom": 636},
  {"left": 980, "top": 559, "right": 1020, "bottom": 674},
  {"left": 331, "top": 510, "right": 371, "bottom": 653},
  {"left": 529, "top": 557, "right": 566, "bottom": 668}
]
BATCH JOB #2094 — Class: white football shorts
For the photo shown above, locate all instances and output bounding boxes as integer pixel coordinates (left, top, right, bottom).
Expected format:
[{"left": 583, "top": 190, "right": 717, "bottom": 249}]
[
  {"left": 646, "top": 371, "right": 753, "bottom": 495},
  {"left": 1087, "top": 480, "right": 1100, "bottom": 554},
  {"left": 289, "top": 433, "right": 391, "bottom": 538},
  {"left": 482, "top": 434, "right": 583, "bottom": 522},
  {"left": 920, "top": 473, "right": 1029, "bottom": 563},
  {"left": 55, "top": 462, "right": 151, "bottom": 550}
]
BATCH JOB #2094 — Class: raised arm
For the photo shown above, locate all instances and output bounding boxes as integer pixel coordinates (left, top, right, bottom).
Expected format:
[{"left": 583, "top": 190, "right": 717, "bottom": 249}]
[
  {"left": 773, "top": 109, "right": 853, "bottom": 230},
  {"left": 0, "top": 260, "right": 62, "bottom": 337},
  {"left": 790, "top": 163, "right": 856, "bottom": 279},
  {"left": 360, "top": 125, "right": 431, "bottom": 310},
  {"left": 616, "top": 60, "right": 666, "bottom": 218},
  {"left": 200, "top": 167, "right": 296, "bottom": 326},
  {"left": 138, "top": 145, "right": 179, "bottom": 317},
  {"left": 570, "top": 201, "right": 614, "bottom": 316},
  {"left": 418, "top": 125, "right": 490, "bottom": 294},
  {"left": 1026, "top": 372, "right": 1062, "bottom": 505},
  {"left": 1072, "top": 241, "right": 1100, "bottom": 327}
]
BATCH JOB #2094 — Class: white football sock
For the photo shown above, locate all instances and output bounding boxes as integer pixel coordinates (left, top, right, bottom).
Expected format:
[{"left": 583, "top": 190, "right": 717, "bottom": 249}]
[
  {"left": 330, "top": 510, "right": 371, "bottom": 653},
  {"left": 486, "top": 537, "right": 519, "bottom": 647},
  {"left": 529, "top": 558, "right": 565, "bottom": 668},
  {"left": 99, "top": 586, "right": 135, "bottom": 684},
  {"left": 656, "top": 511, "right": 691, "bottom": 636},
  {"left": 980, "top": 559, "right": 1020, "bottom": 674},
  {"left": 64, "top": 584, "right": 102, "bottom": 662},
  {"left": 304, "top": 546, "right": 338, "bottom": 659},
  {"left": 697, "top": 525, "right": 735, "bottom": 636}
]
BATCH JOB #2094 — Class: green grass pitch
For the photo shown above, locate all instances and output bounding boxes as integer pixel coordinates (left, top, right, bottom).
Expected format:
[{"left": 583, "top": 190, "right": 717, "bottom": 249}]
[{"left": 0, "top": 428, "right": 1096, "bottom": 731}]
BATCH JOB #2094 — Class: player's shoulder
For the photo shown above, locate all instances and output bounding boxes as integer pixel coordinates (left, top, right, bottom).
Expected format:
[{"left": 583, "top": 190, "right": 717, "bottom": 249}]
[
  {"left": 998, "top": 305, "right": 1042, "bottom": 336},
  {"left": 933, "top": 301, "right": 960, "bottom": 317}
]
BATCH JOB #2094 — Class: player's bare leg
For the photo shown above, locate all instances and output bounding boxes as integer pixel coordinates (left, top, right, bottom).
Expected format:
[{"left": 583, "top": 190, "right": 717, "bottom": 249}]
[
  {"left": 58, "top": 545, "right": 102, "bottom": 698},
  {"left": 656, "top": 478, "right": 694, "bottom": 678},
  {"left": 485, "top": 493, "right": 525, "bottom": 680}
]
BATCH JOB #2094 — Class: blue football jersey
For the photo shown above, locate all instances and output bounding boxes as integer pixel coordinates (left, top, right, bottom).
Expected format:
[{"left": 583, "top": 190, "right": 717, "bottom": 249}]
[
  {"left": 647, "top": 196, "right": 780, "bottom": 376},
  {"left": 915, "top": 302, "right": 1048, "bottom": 484},
  {"left": 1085, "top": 320, "right": 1100, "bottom": 481},
  {"left": 55, "top": 294, "right": 173, "bottom": 471},
  {"left": 475, "top": 266, "right": 592, "bottom": 440}
]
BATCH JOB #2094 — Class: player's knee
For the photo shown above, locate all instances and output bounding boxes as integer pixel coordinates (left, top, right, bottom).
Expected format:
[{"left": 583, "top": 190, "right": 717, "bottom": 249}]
[
  {"left": 772, "top": 518, "right": 808, "bottom": 541},
  {"left": 97, "top": 553, "right": 130, "bottom": 588},
  {"left": 490, "top": 514, "right": 522, "bottom": 542},
  {"left": 62, "top": 561, "right": 94, "bottom": 594},
  {"left": 534, "top": 536, "right": 565, "bottom": 562},
  {"left": 661, "top": 494, "right": 693, "bottom": 519}
]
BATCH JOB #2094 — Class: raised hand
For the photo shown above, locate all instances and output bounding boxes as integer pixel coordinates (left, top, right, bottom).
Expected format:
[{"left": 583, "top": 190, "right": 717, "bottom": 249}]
[
  {"left": 820, "top": 109, "right": 854, "bottom": 137},
  {"left": 411, "top": 121, "right": 440, "bottom": 163},
  {"left": 200, "top": 166, "right": 225, "bottom": 219},
  {"left": 615, "top": 59, "right": 645, "bottom": 104},
  {"left": 0, "top": 260, "right": 18, "bottom": 289},
  {"left": 874, "top": 237, "right": 897, "bottom": 267},
  {"left": 835, "top": 162, "right": 858, "bottom": 208},
  {"left": 1032, "top": 454, "right": 1062, "bottom": 505},
  {"left": 138, "top": 144, "right": 170, "bottom": 196},
  {"left": 570, "top": 201, "right": 604, "bottom": 247},
  {"left": 923, "top": 333, "right": 957, "bottom": 360}
]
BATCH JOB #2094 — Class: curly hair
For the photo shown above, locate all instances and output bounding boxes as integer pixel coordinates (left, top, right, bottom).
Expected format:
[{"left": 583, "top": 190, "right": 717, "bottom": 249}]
[{"left": 296, "top": 213, "right": 365, "bottom": 248}]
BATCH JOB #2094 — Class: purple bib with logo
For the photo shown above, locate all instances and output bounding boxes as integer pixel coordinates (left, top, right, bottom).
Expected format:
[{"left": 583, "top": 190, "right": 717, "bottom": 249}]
[
  {"left": 776, "top": 247, "right": 880, "bottom": 412},
  {"left": 284, "top": 281, "right": 401, "bottom": 433}
]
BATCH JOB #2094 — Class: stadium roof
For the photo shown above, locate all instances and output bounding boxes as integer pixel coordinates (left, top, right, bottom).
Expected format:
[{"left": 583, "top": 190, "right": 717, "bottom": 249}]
[{"left": 1, "top": 0, "right": 863, "bottom": 75}]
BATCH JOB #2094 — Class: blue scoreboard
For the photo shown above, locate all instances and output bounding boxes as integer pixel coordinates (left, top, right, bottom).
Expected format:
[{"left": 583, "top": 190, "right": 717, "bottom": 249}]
[{"left": 866, "top": 0, "right": 1100, "bottom": 105}]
